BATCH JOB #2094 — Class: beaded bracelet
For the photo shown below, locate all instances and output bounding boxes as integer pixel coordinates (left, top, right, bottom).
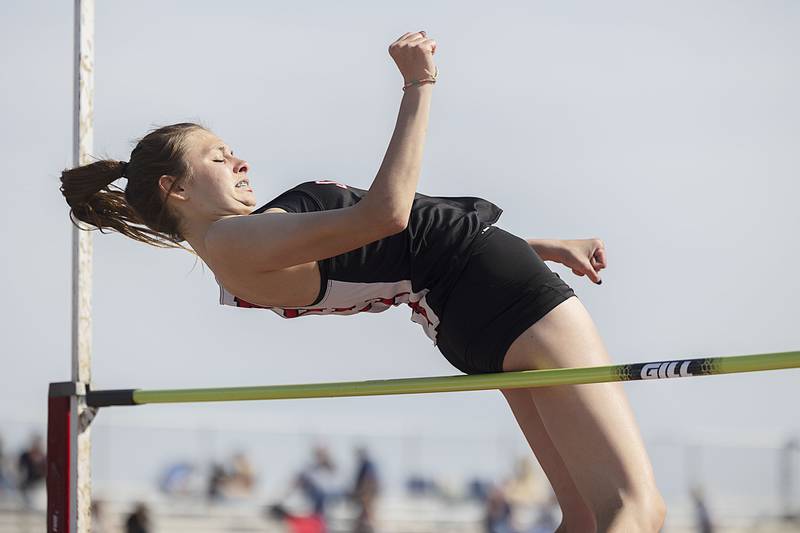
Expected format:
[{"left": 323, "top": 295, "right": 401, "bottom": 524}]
[{"left": 403, "top": 66, "right": 439, "bottom": 92}]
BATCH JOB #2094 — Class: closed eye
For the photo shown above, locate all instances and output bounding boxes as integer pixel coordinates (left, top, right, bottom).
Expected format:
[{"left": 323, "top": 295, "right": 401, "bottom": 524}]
[{"left": 213, "top": 159, "right": 225, "bottom": 163}]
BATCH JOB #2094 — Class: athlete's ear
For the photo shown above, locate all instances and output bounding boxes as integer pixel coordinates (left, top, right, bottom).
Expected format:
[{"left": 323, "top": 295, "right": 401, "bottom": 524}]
[{"left": 159, "top": 174, "right": 187, "bottom": 201}]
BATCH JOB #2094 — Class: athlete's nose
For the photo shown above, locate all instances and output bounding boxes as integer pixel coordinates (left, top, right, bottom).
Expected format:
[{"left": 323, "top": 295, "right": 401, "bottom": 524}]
[{"left": 234, "top": 158, "right": 249, "bottom": 174}]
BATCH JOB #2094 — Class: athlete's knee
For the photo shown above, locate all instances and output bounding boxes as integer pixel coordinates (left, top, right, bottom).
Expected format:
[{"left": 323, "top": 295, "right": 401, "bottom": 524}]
[
  {"left": 641, "top": 490, "right": 667, "bottom": 531},
  {"left": 593, "top": 487, "right": 666, "bottom": 532}
]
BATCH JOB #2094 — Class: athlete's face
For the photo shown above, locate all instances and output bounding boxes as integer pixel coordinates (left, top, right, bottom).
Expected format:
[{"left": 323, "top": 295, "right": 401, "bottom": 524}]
[{"left": 162, "top": 129, "right": 257, "bottom": 219}]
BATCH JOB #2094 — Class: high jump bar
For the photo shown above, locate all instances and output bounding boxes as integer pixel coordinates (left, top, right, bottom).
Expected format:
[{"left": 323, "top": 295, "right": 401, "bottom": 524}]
[{"left": 83, "top": 350, "right": 800, "bottom": 408}]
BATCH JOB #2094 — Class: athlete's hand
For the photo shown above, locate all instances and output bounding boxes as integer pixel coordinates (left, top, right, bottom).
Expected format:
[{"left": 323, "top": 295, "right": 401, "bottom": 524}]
[
  {"left": 554, "top": 238, "right": 607, "bottom": 285},
  {"left": 389, "top": 30, "right": 437, "bottom": 85}
]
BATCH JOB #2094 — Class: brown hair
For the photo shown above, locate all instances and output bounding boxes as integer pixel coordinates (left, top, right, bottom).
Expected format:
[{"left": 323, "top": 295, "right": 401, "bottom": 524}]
[{"left": 59, "top": 122, "right": 208, "bottom": 252}]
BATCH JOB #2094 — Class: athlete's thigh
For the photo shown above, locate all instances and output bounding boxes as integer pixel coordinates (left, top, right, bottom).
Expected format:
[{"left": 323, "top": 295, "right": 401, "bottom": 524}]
[
  {"left": 502, "top": 296, "right": 660, "bottom": 508},
  {"left": 501, "top": 388, "right": 594, "bottom": 528}
]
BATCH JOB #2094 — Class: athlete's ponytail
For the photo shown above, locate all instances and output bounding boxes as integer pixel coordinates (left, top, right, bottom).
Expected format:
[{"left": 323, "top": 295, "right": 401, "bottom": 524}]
[{"left": 59, "top": 122, "right": 207, "bottom": 252}]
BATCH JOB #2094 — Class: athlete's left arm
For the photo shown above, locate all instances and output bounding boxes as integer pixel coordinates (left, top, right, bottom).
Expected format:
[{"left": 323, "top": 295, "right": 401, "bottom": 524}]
[{"left": 527, "top": 238, "right": 606, "bottom": 285}]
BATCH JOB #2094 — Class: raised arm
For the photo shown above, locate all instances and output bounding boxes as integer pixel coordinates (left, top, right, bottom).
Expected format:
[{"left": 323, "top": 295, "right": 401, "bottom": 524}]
[
  {"left": 205, "top": 31, "right": 438, "bottom": 273},
  {"left": 365, "top": 30, "right": 438, "bottom": 229}
]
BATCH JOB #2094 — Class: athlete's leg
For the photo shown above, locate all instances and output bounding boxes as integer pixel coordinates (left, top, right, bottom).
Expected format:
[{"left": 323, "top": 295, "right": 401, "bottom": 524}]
[
  {"left": 501, "top": 388, "right": 596, "bottom": 532},
  {"left": 502, "top": 296, "right": 666, "bottom": 532}
]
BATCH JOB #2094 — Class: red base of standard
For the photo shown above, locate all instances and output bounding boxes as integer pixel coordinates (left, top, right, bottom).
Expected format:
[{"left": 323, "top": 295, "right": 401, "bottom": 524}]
[{"left": 46, "top": 394, "right": 71, "bottom": 532}]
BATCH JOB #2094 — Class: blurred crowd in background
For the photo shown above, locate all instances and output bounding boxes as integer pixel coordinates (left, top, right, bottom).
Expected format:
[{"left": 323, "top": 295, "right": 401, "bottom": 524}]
[
  {"left": 147, "top": 441, "right": 562, "bottom": 532},
  {"left": 3, "top": 428, "right": 800, "bottom": 532}
]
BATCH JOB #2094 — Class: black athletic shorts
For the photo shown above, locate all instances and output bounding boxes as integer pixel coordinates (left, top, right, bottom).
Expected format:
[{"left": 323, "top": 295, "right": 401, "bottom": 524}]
[{"left": 433, "top": 225, "right": 577, "bottom": 375}]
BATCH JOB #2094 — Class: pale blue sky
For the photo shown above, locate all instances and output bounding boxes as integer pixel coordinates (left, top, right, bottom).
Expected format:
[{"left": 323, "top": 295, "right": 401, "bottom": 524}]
[{"left": 1, "top": 0, "right": 798, "bottom": 514}]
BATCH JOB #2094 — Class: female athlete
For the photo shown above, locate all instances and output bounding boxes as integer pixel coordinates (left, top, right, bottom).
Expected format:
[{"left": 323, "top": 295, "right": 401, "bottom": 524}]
[{"left": 60, "top": 31, "right": 666, "bottom": 531}]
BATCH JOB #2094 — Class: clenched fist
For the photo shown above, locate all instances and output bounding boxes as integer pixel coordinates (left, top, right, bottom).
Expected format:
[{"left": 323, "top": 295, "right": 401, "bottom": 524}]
[{"left": 389, "top": 30, "right": 438, "bottom": 85}]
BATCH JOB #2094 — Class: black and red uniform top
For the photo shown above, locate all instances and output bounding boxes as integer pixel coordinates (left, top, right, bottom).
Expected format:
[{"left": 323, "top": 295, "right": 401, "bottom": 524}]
[{"left": 216, "top": 179, "right": 503, "bottom": 346}]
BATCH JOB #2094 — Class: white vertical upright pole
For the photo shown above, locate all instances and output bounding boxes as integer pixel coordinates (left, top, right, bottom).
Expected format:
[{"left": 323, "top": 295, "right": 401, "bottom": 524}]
[{"left": 72, "top": 0, "right": 94, "bottom": 532}]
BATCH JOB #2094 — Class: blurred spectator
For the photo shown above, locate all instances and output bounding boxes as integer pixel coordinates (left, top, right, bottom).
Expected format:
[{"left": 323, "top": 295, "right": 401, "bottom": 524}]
[
  {"left": 406, "top": 475, "right": 440, "bottom": 497},
  {"left": 17, "top": 433, "right": 46, "bottom": 507},
  {"left": 297, "top": 445, "right": 340, "bottom": 518},
  {"left": 158, "top": 461, "right": 198, "bottom": 496},
  {"left": 124, "top": 502, "right": 151, "bottom": 533},
  {"left": 690, "top": 485, "right": 714, "bottom": 533},
  {"left": 91, "top": 500, "right": 112, "bottom": 533},
  {"left": 485, "top": 484, "right": 516, "bottom": 533},
  {"left": 467, "top": 478, "right": 493, "bottom": 501},
  {"left": 0, "top": 433, "right": 14, "bottom": 496},
  {"left": 267, "top": 503, "right": 326, "bottom": 533},
  {"left": 208, "top": 462, "right": 228, "bottom": 501},
  {"left": 503, "top": 458, "right": 548, "bottom": 509},
  {"left": 351, "top": 446, "right": 379, "bottom": 533},
  {"left": 780, "top": 437, "right": 799, "bottom": 521},
  {"left": 226, "top": 451, "right": 256, "bottom": 496},
  {"left": 473, "top": 459, "right": 556, "bottom": 533},
  {"left": 206, "top": 451, "right": 257, "bottom": 501},
  {"left": 267, "top": 446, "right": 341, "bottom": 533}
]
